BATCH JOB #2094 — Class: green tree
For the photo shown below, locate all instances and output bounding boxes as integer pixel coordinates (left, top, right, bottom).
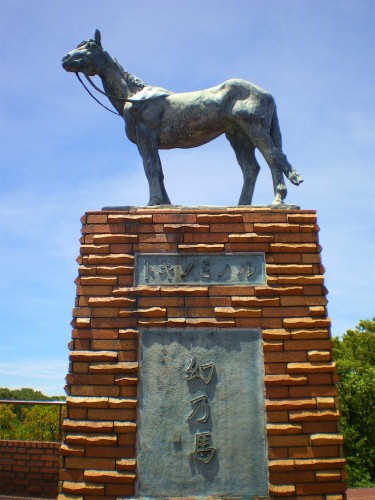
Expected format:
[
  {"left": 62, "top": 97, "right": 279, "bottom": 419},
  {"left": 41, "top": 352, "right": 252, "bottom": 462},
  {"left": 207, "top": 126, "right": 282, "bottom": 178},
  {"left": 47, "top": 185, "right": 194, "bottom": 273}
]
[
  {"left": 19, "top": 405, "right": 61, "bottom": 441},
  {"left": 0, "top": 387, "right": 65, "bottom": 441},
  {"left": 0, "top": 404, "right": 18, "bottom": 439},
  {"left": 332, "top": 319, "right": 375, "bottom": 487}
]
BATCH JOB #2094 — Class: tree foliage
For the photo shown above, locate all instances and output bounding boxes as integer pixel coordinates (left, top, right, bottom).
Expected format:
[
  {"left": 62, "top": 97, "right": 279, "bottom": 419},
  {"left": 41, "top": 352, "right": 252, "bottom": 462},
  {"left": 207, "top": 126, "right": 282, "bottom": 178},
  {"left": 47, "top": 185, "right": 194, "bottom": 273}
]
[
  {"left": 0, "top": 404, "right": 18, "bottom": 439},
  {"left": 332, "top": 319, "right": 375, "bottom": 488},
  {"left": 0, "top": 387, "right": 65, "bottom": 442}
]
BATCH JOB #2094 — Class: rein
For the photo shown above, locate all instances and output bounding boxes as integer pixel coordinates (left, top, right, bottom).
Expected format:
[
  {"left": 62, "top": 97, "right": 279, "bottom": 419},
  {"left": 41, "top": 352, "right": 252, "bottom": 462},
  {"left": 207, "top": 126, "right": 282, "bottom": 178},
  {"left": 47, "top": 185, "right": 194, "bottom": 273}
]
[
  {"left": 75, "top": 72, "right": 122, "bottom": 115},
  {"left": 75, "top": 72, "right": 153, "bottom": 116}
]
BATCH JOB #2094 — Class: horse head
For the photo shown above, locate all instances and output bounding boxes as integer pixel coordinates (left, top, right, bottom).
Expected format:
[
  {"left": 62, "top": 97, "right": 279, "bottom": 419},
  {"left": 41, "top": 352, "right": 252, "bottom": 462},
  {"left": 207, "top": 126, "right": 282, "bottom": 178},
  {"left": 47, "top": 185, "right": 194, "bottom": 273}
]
[{"left": 62, "top": 30, "right": 104, "bottom": 76}]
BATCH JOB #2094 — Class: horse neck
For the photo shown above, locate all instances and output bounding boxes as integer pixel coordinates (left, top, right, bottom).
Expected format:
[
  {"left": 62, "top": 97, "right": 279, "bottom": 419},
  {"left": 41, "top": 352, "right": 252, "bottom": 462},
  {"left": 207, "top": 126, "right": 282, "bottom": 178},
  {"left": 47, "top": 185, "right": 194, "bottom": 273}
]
[{"left": 99, "top": 51, "right": 146, "bottom": 114}]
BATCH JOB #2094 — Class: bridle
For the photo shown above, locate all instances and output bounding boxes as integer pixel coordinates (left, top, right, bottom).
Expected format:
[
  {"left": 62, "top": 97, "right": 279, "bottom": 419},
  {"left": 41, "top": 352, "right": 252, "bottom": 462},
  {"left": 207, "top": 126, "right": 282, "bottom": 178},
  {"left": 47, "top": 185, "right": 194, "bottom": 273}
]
[{"left": 75, "top": 72, "right": 154, "bottom": 116}]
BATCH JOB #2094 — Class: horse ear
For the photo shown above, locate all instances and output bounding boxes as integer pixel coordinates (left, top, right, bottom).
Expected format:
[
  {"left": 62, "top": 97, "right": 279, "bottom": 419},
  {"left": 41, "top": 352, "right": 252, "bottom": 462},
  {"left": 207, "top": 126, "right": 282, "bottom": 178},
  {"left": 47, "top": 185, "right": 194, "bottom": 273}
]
[{"left": 94, "top": 29, "right": 102, "bottom": 46}]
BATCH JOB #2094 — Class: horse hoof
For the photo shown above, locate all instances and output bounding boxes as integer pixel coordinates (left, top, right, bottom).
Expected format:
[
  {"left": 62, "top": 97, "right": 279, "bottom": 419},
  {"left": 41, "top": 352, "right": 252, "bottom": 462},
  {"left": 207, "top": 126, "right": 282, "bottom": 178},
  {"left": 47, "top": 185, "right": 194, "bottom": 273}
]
[
  {"left": 288, "top": 170, "right": 303, "bottom": 186},
  {"left": 148, "top": 199, "right": 171, "bottom": 206}
]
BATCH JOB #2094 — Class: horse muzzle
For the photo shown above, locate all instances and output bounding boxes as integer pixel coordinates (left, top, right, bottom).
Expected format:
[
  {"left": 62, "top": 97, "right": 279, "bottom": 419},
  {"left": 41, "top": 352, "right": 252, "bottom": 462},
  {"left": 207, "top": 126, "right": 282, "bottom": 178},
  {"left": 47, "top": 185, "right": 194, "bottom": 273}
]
[{"left": 62, "top": 54, "right": 84, "bottom": 72}]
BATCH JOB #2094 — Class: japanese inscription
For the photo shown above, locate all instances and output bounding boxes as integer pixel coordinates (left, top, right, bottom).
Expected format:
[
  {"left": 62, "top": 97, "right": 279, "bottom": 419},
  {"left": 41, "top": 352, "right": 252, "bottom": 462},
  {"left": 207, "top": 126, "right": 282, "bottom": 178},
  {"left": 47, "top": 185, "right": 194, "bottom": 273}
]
[
  {"left": 185, "top": 358, "right": 217, "bottom": 464},
  {"left": 138, "top": 328, "right": 268, "bottom": 497},
  {"left": 187, "top": 394, "right": 211, "bottom": 423},
  {"left": 186, "top": 358, "right": 215, "bottom": 384},
  {"left": 189, "top": 432, "right": 216, "bottom": 464},
  {"left": 135, "top": 253, "right": 265, "bottom": 285}
]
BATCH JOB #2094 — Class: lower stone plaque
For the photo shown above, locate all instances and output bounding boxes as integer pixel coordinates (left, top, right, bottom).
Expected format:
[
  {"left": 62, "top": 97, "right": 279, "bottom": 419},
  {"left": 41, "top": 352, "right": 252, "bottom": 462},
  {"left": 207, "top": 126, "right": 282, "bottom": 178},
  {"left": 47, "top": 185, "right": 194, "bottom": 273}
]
[{"left": 137, "top": 328, "right": 268, "bottom": 497}]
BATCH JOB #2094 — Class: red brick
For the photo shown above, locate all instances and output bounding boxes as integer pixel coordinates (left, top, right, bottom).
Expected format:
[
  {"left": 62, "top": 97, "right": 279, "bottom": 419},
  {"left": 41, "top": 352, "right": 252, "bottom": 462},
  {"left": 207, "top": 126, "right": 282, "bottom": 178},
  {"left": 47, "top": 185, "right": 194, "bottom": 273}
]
[
  {"left": 93, "top": 233, "right": 138, "bottom": 243},
  {"left": 255, "top": 285, "right": 303, "bottom": 296},
  {"left": 284, "top": 339, "right": 332, "bottom": 351},
  {"left": 289, "top": 445, "right": 340, "bottom": 459},
  {"left": 138, "top": 296, "right": 184, "bottom": 307},
  {"left": 241, "top": 211, "right": 288, "bottom": 223},
  {"left": 266, "top": 253, "right": 303, "bottom": 263},
  {"left": 280, "top": 296, "right": 327, "bottom": 306},
  {"left": 265, "top": 374, "right": 307, "bottom": 385},
  {"left": 164, "top": 223, "right": 208, "bottom": 232},
  {"left": 268, "top": 447, "right": 289, "bottom": 459},
  {"left": 105, "top": 484, "right": 135, "bottom": 495},
  {"left": 108, "top": 214, "right": 152, "bottom": 223},
  {"left": 270, "top": 470, "right": 316, "bottom": 483},
  {"left": 265, "top": 363, "right": 288, "bottom": 375},
  {"left": 168, "top": 306, "right": 214, "bottom": 317},
  {"left": 287, "top": 362, "right": 336, "bottom": 373},
  {"left": 302, "top": 422, "right": 339, "bottom": 434},
  {"left": 268, "top": 435, "right": 310, "bottom": 447},
  {"left": 289, "top": 410, "right": 340, "bottom": 422},
  {"left": 71, "top": 329, "right": 118, "bottom": 340},
  {"left": 264, "top": 351, "right": 307, "bottom": 363},
  {"left": 183, "top": 232, "right": 229, "bottom": 242},
  {"left": 160, "top": 286, "right": 208, "bottom": 296},
  {"left": 118, "top": 351, "right": 138, "bottom": 362},
  {"left": 84, "top": 469, "right": 136, "bottom": 483},
  {"left": 186, "top": 318, "right": 235, "bottom": 327},
  {"left": 268, "top": 484, "right": 296, "bottom": 496},
  {"left": 178, "top": 243, "right": 225, "bottom": 252},
  {"left": 153, "top": 213, "right": 196, "bottom": 223},
  {"left": 228, "top": 232, "right": 273, "bottom": 242},
  {"left": 85, "top": 445, "right": 135, "bottom": 458},
  {"left": 290, "top": 386, "right": 337, "bottom": 398},
  {"left": 70, "top": 385, "right": 120, "bottom": 397},
  {"left": 267, "top": 411, "right": 289, "bottom": 422},
  {"left": 185, "top": 296, "right": 231, "bottom": 307},
  {"left": 266, "top": 398, "right": 316, "bottom": 410},
  {"left": 274, "top": 232, "right": 318, "bottom": 243},
  {"left": 263, "top": 340, "right": 284, "bottom": 351},
  {"left": 267, "top": 423, "right": 302, "bottom": 435},
  {"left": 226, "top": 242, "right": 271, "bottom": 252},
  {"left": 261, "top": 306, "right": 309, "bottom": 318},
  {"left": 76, "top": 285, "right": 114, "bottom": 296},
  {"left": 290, "top": 329, "right": 330, "bottom": 339},
  {"left": 197, "top": 213, "right": 243, "bottom": 223},
  {"left": 296, "top": 481, "right": 346, "bottom": 495},
  {"left": 307, "top": 374, "right": 334, "bottom": 386},
  {"left": 266, "top": 386, "right": 289, "bottom": 398},
  {"left": 86, "top": 214, "right": 108, "bottom": 223}
]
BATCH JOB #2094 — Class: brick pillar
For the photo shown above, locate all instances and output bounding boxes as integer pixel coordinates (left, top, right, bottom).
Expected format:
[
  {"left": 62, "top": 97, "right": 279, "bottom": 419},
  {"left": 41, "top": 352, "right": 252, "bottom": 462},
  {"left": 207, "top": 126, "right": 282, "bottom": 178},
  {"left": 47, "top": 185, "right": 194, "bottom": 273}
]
[{"left": 58, "top": 207, "right": 346, "bottom": 500}]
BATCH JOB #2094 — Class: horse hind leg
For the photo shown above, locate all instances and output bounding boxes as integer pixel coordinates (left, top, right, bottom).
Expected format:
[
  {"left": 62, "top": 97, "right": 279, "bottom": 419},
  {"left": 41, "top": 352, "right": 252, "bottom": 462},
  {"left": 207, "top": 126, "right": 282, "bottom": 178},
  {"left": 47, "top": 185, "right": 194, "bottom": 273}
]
[
  {"left": 226, "top": 129, "right": 260, "bottom": 205},
  {"left": 270, "top": 107, "right": 303, "bottom": 186},
  {"left": 238, "top": 121, "right": 288, "bottom": 204}
]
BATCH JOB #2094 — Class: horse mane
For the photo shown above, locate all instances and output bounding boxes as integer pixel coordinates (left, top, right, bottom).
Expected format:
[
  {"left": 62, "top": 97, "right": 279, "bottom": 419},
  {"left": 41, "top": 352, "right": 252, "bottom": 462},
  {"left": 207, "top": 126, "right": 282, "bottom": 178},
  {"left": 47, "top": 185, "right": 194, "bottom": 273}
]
[{"left": 103, "top": 52, "right": 147, "bottom": 99}]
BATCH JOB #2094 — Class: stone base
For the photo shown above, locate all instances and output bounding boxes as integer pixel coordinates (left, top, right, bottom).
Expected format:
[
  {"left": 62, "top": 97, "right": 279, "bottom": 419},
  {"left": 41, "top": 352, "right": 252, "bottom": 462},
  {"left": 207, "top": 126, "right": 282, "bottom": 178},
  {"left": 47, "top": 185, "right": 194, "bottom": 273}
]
[{"left": 59, "top": 206, "right": 347, "bottom": 500}]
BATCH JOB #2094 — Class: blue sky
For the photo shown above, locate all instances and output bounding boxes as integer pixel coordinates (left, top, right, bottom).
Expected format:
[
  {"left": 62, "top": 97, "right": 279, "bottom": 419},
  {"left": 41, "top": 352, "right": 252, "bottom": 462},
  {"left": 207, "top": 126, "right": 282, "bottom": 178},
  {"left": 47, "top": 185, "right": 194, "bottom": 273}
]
[{"left": 0, "top": 0, "right": 374, "bottom": 396}]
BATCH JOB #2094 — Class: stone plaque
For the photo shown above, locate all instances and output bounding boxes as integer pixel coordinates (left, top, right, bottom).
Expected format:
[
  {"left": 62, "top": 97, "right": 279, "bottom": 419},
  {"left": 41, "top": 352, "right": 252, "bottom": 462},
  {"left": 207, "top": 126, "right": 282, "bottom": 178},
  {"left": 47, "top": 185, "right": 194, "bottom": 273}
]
[
  {"left": 134, "top": 253, "right": 265, "bottom": 285},
  {"left": 137, "top": 328, "right": 268, "bottom": 497}
]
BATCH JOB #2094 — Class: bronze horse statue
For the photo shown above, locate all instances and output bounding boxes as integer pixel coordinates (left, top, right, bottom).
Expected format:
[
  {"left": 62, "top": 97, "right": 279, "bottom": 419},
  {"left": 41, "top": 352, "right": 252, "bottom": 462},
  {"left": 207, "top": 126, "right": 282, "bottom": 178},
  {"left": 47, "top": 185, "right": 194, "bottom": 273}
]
[{"left": 62, "top": 30, "right": 302, "bottom": 206}]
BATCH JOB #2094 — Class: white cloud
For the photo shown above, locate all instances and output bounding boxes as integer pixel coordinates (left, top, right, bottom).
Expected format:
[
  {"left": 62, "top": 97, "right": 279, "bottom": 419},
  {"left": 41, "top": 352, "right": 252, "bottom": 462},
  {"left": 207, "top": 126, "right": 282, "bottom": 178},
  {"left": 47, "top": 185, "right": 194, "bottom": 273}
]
[{"left": 0, "top": 359, "right": 68, "bottom": 396}]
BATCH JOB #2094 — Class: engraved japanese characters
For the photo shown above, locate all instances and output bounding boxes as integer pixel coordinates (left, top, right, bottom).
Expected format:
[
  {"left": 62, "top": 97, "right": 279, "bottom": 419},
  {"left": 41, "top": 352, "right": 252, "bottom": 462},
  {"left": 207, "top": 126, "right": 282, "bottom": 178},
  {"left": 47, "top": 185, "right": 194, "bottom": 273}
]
[{"left": 135, "top": 253, "right": 265, "bottom": 286}]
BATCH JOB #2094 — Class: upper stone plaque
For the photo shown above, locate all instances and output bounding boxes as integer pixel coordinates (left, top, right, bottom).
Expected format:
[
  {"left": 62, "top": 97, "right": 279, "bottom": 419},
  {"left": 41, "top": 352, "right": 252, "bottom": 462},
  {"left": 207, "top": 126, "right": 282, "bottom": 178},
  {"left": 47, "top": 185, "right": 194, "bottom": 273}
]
[{"left": 135, "top": 253, "right": 265, "bottom": 286}]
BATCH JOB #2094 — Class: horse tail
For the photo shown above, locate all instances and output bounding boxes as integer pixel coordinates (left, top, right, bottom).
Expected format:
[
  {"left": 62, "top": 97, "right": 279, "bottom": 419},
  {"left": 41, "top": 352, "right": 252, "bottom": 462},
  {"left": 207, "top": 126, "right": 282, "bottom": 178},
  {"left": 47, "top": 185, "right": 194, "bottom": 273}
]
[
  {"left": 270, "top": 104, "right": 283, "bottom": 149},
  {"left": 271, "top": 103, "right": 304, "bottom": 186}
]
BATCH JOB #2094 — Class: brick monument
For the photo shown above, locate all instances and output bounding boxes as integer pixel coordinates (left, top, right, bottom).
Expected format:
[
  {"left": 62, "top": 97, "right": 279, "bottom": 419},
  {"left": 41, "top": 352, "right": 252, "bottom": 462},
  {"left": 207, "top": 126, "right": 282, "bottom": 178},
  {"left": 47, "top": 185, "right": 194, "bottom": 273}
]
[{"left": 58, "top": 206, "right": 347, "bottom": 499}]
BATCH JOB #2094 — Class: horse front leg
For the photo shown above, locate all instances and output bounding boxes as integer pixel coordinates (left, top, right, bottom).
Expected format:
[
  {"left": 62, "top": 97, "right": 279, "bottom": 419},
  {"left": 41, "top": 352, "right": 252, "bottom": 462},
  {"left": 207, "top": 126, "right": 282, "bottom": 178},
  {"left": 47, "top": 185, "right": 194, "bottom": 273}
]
[{"left": 136, "top": 124, "right": 171, "bottom": 206}]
